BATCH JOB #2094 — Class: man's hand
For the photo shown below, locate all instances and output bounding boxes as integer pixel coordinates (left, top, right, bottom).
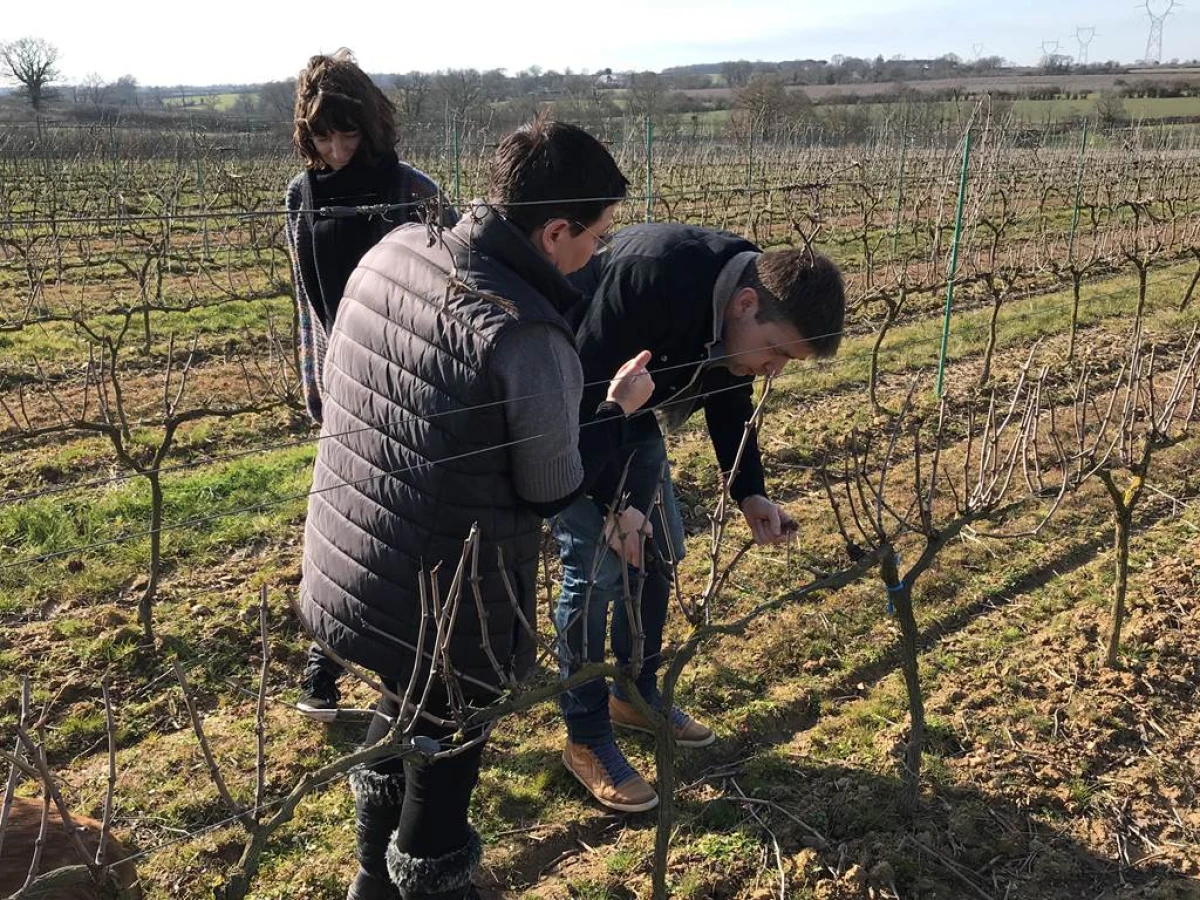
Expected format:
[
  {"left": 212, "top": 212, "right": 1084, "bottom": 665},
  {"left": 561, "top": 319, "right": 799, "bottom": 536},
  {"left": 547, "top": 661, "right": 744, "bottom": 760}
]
[
  {"left": 739, "top": 495, "right": 797, "bottom": 545},
  {"left": 605, "top": 505, "right": 654, "bottom": 568},
  {"left": 606, "top": 350, "right": 655, "bottom": 415}
]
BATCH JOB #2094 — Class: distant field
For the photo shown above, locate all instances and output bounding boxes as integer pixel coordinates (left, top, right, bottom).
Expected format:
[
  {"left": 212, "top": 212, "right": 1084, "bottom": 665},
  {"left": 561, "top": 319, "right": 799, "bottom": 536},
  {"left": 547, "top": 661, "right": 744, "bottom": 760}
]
[
  {"left": 160, "top": 91, "right": 253, "bottom": 113},
  {"left": 679, "top": 69, "right": 1200, "bottom": 103},
  {"left": 863, "top": 95, "right": 1200, "bottom": 123},
  {"left": 1011, "top": 95, "right": 1200, "bottom": 121},
  {"left": 677, "top": 94, "right": 1200, "bottom": 128}
]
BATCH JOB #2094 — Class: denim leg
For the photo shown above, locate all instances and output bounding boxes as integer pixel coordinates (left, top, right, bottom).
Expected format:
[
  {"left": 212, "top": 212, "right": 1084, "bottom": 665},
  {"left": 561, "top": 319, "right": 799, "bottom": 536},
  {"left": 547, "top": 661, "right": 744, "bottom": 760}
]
[
  {"left": 609, "top": 561, "right": 670, "bottom": 704},
  {"left": 552, "top": 495, "right": 625, "bottom": 747},
  {"left": 609, "top": 439, "right": 687, "bottom": 708}
]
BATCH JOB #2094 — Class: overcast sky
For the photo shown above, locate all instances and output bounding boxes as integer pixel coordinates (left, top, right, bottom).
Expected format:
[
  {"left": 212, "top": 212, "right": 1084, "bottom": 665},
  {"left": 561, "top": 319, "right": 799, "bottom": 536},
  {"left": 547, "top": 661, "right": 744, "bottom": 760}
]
[{"left": 3, "top": 0, "right": 1197, "bottom": 86}]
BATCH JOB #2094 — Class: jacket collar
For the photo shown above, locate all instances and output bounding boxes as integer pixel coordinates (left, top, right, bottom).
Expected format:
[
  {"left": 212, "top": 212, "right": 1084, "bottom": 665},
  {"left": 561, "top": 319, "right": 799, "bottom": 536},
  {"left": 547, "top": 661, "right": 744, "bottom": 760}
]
[
  {"left": 449, "top": 202, "right": 582, "bottom": 315},
  {"left": 707, "top": 249, "right": 760, "bottom": 363}
]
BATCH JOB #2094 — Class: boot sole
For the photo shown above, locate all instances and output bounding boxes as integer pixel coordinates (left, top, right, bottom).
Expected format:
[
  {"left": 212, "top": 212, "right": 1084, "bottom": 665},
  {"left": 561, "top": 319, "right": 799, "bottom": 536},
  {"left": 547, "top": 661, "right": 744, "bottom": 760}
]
[
  {"left": 296, "top": 702, "right": 338, "bottom": 723},
  {"left": 612, "top": 718, "right": 716, "bottom": 748},
  {"left": 562, "top": 757, "right": 659, "bottom": 813}
]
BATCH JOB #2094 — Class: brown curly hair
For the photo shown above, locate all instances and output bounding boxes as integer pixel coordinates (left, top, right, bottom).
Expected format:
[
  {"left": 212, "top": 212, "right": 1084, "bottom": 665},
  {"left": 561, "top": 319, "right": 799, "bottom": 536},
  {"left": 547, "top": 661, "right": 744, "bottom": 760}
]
[{"left": 292, "top": 49, "right": 397, "bottom": 170}]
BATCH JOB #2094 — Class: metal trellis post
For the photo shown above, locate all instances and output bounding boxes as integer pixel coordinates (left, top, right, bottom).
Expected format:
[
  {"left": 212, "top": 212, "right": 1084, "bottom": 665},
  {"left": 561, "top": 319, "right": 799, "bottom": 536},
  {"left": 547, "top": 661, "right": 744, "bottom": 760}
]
[
  {"left": 452, "top": 114, "right": 462, "bottom": 209},
  {"left": 1066, "top": 119, "right": 1089, "bottom": 266},
  {"left": 935, "top": 127, "right": 973, "bottom": 398},
  {"left": 644, "top": 114, "right": 654, "bottom": 223}
]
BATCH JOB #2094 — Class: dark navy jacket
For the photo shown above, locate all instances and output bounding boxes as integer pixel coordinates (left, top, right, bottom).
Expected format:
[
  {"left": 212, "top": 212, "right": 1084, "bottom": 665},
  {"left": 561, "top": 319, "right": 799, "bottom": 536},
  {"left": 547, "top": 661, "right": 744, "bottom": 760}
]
[{"left": 570, "top": 223, "right": 767, "bottom": 506}]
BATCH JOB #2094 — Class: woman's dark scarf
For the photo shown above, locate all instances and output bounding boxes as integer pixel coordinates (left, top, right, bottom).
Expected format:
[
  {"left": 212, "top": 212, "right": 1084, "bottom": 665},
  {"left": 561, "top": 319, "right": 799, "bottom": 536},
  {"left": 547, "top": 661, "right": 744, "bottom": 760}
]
[{"left": 298, "top": 150, "right": 402, "bottom": 330}]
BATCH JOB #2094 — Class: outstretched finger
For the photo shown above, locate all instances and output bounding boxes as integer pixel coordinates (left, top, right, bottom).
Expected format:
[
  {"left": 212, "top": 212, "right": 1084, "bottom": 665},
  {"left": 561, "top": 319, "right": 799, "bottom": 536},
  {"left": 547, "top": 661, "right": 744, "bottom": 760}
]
[{"left": 616, "top": 349, "right": 652, "bottom": 376}]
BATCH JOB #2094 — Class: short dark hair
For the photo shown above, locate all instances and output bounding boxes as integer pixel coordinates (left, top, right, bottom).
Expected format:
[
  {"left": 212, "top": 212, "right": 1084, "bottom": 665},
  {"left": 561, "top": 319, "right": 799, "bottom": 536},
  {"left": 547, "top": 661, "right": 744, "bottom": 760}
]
[
  {"left": 293, "top": 49, "right": 397, "bottom": 170},
  {"left": 743, "top": 249, "right": 845, "bottom": 357},
  {"left": 488, "top": 115, "right": 629, "bottom": 236}
]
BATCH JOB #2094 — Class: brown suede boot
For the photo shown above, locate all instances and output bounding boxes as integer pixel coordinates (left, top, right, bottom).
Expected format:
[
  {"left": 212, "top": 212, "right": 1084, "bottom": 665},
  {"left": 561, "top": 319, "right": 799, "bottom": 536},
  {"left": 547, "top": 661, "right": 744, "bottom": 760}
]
[
  {"left": 562, "top": 739, "right": 658, "bottom": 812},
  {"left": 609, "top": 695, "right": 715, "bottom": 748}
]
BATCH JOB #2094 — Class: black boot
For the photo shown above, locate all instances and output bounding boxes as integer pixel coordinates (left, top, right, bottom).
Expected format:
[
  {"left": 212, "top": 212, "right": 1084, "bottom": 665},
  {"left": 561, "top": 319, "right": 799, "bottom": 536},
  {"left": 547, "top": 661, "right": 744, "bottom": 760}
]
[
  {"left": 386, "top": 828, "right": 482, "bottom": 900},
  {"left": 298, "top": 643, "right": 343, "bottom": 722},
  {"left": 346, "top": 767, "right": 406, "bottom": 900}
]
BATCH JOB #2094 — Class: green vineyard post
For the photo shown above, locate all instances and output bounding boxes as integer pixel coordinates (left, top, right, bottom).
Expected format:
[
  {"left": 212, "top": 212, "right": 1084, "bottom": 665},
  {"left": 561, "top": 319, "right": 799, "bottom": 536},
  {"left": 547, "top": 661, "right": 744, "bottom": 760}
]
[
  {"left": 747, "top": 123, "right": 754, "bottom": 195},
  {"left": 935, "top": 127, "right": 973, "bottom": 398},
  {"left": 196, "top": 156, "right": 210, "bottom": 260},
  {"left": 644, "top": 114, "right": 654, "bottom": 223},
  {"left": 1067, "top": 119, "right": 1089, "bottom": 266},
  {"left": 452, "top": 114, "right": 462, "bottom": 209},
  {"left": 1065, "top": 120, "right": 1090, "bottom": 359},
  {"left": 442, "top": 104, "right": 451, "bottom": 189},
  {"left": 891, "top": 136, "right": 907, "bottom": 261}
]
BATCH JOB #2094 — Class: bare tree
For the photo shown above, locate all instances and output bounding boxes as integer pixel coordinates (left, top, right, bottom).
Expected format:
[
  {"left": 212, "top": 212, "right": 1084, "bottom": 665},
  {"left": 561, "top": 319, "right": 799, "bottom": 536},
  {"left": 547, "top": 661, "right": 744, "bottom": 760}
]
[
  {"left": 1175, "top": 198, "right": 1200, "bottom": 312},
  {"left": 432, "top": 69, "right": 486, "bottom": 127},
  {"left": 626, "top": 72, "right": 665, "bottom": 120},
  {"left": 0, "top": 313, "right": 288, "bottom": 641},
  {"left": 110, "top": 74, "right": 139, "bottom": 109},
  {"left": 824, "top": 361, "right": 1067, "bottom": 813},
  {"left": 1096, "top": 92, "right": 1128, "bottom": 126},
  {"left": 231, "top": 91, "right": 257, "bottom": 119},
  {"left": 979, "top": 269, "right": 1034, "bottom": 386},
  {"left": 393, "top": 72, "right": 432, "bottom": 126},
  {"left": 0, "top": 678, "right": 137, "bottom": 897},
  {"left": 0, "top": 37, "right": 60, "bottom": 111},
  {"left": 632, "top": 379, "right": 881, "bottom": 899},
  {"left": 257, "top": 79, "right": 295, "bottom": 123},
  {"left": 735, "top": 74, "right": 812, "bottom": 136},
  {"left": 1068, "top": 329, "right": 1200, "bottom": 667},
  {"left": 722, "top": 60, "right": 754, "bottom": 88},
  {"left": 80, "top": 72, "right": 109, "bottom": 107},
  {"left": 1117, "top": 199, "right": 1167, "bottom": 331}
]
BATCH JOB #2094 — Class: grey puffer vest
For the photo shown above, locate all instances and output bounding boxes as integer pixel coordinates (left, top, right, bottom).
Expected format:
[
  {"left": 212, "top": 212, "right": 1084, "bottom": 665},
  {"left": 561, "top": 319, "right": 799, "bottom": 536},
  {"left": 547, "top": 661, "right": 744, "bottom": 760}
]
[{"left": 298, "top": 206, "right": 579, "bottom": 698}]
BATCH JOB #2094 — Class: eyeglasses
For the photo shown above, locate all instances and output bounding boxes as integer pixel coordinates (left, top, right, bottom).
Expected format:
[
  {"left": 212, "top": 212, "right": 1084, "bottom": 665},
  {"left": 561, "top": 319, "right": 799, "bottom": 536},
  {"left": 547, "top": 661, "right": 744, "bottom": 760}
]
[{"left": 573, "top": 220, "right": 614, "bottom": 255}]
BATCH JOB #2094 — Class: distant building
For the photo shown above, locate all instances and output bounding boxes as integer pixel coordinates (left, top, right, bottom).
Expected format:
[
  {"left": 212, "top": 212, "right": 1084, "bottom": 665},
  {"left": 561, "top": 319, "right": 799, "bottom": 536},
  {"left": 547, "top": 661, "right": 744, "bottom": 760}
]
[{"left": 594, "top": 72, "right": 628, "bottom": 89}]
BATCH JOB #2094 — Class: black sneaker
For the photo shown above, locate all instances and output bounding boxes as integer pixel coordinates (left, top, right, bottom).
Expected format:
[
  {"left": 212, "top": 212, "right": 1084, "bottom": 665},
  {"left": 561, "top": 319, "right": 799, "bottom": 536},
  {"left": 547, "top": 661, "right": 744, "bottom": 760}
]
[{"left": 297, "top": 667, "right": 340, "bottom": 722}]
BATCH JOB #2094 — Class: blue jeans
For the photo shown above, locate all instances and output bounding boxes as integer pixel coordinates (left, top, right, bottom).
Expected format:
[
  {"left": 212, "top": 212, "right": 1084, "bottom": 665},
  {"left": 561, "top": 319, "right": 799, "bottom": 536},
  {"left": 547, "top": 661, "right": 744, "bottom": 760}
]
[{"left": 551, "top": 434, "right": 687, "bottom": 747}]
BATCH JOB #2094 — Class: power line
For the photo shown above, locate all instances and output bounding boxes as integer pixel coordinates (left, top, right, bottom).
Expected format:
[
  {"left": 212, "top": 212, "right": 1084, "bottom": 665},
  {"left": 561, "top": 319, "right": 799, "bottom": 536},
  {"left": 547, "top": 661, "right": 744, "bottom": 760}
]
[
  {"left": 1142, "top": 0, "right": 1177, "bottom": 64},
  {"left": 6, "top": 241, "right": 1198, "bottom": 509},
  {"left": 1075, "top": 26, "right": 1098, "bottom": 66},
  {"left": 5, "top": 152, "right": 1192, "bottom": 231},
  {"left": 3, "top": 278, "right": 1190, "bottom": 569},
  {"left": 0, "top": 175, "right": 966, "bottom": 230},
  {"left": 0, "top": 280, "right": 1094, "bottom": 506}
]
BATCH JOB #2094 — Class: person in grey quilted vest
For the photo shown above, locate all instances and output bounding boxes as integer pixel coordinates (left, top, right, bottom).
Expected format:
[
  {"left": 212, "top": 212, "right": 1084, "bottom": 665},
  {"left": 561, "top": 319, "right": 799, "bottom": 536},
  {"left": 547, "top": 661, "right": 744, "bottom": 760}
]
[
  {"left": 283, "top": 49, "right": 458, "bottom": 722},
  {"left": 297, "top": 117, "right": 652, "bottom": 900}
]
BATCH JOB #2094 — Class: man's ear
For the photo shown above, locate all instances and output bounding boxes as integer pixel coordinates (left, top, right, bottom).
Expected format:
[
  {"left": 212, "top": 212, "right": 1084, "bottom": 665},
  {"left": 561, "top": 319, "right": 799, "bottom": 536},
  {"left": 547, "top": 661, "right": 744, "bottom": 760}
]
[
  {"left": 731, "top": 286, "right": 759, "bottom": 319},
  {"left": 538, "top": 218, "right": 572, "bottom": 257}
]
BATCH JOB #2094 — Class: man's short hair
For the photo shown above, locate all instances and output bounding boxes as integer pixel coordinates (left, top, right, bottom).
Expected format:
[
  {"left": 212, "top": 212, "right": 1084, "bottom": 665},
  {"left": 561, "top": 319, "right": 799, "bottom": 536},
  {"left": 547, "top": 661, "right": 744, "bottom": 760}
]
[
  {"left": 489, "top": 115, "right": 629, "bottom": 236},
  {"left": 743, "top": 249, "right": 845, "bottom": 357}
]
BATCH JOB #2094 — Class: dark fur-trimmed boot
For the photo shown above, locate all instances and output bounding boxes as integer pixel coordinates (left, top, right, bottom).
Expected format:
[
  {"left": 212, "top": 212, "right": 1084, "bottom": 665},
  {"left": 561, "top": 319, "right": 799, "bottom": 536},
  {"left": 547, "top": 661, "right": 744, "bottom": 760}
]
[
  {"left": 346, "top": 768, "right": 407, "bottom": 900},
  {"left": 386, "top": 828, "right": 482, "bottom": 900}
]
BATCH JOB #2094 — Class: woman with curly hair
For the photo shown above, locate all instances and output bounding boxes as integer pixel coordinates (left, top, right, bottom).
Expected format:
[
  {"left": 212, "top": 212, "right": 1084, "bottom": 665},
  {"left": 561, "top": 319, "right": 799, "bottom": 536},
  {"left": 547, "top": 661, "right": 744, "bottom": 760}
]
[
  {"left": 286, "top": 48, "right": 455, "bottom": 427},
  {"left": 285, "top": 49, "right": 458, "bottom": 900},
  {"left": 285, "top": 52, "right": 455, "bottom": 727}
]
